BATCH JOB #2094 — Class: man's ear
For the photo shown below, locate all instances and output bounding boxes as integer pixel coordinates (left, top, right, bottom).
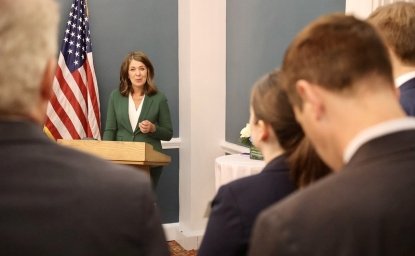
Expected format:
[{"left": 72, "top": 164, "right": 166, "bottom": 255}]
[
  {"left": 39, "top": 58, "right": 56, "bottom": 101},
  {"left": 295, "top": 79, "right": 324, "bottom": 120}
]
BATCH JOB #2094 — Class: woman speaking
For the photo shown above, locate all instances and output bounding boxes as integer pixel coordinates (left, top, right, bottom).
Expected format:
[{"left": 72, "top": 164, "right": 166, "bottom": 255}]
[{"left": 103, "top": 51, "right": 173, "bottom": 186}]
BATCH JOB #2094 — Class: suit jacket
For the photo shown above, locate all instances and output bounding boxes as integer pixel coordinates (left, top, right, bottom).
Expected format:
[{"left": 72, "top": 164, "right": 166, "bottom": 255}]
[
  {"left": 103, "top": 89, "right": 173, "bottom": 152},
  {"left": 249, "top": 130, "right": 415, "bottom": 256},
  {"left": 0, "top": 120, "right": 169, "bottom": 256},
  {"left": 198, "top": 155, "right": 296, "bottom": 256},
  {"left": 400, "top": 77, "right": 415, "bottom": 116}
]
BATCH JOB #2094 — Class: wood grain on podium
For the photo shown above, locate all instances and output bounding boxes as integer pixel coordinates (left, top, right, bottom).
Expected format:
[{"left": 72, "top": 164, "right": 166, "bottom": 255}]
[{"left": 57, "top": 140, "right": 171, "bottom": 173}]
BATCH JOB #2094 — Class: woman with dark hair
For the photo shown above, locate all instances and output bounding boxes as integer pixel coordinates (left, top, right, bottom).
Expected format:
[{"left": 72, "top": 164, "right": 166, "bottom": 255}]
[
  {"left": 103, "top": 51, "right": 173, "bottom": 185},
  {"left": 198, "top": 70, "right": 331, "bottom": 256}
]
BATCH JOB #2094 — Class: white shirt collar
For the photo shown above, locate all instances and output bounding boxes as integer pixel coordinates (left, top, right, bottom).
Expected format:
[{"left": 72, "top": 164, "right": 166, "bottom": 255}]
[
  {"left": 343, "top": 117, "right": 415, "bottom": 163},
  {"left": 395, "top": 71, "right": 415, "bottom": 88}
]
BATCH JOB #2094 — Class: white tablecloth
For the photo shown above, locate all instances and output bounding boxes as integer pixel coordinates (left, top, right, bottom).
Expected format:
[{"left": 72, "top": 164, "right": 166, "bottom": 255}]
[{"left": 215, "top": 154, "right": 266, "bottom": 191}]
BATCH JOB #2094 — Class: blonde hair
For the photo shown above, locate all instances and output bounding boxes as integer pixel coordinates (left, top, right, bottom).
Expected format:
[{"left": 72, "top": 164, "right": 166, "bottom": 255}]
[{"left": 0, "top": 0, "right": 59, "bottom": 116}]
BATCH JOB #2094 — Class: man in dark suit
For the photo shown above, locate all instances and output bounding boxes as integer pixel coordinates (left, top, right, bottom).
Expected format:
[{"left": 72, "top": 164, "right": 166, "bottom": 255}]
[
  {"left": 0, "top": 1, "right": 169, "bottom": 255},
  {"left": 368, "top": 2, "right": 415, "bottom": 116},
  {"left": 249, "top": 14, "right": 415, "bottom": 255}
]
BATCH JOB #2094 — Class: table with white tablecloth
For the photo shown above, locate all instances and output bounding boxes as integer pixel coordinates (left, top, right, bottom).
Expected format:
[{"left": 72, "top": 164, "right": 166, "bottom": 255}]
[{"left": 214, "top": 154, "right": 266, "bottom": 191}]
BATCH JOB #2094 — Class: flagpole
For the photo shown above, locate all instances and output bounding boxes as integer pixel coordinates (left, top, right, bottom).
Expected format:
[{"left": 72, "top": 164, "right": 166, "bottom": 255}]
[{"left": 85, "top": 0, "right": 89, "bottom": 17}]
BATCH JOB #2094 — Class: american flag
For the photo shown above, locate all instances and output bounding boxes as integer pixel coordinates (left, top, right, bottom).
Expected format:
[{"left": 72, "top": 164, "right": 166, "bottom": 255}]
[{"left": 45, "top": 0, "right": 101, "bottom": 140}]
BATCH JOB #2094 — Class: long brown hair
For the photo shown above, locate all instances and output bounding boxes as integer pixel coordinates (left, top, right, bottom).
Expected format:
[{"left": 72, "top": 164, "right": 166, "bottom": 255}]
[
  {"left": 119, "top": 51, "right": 158, "bottom": 96},
  {"left": 251, "top": 70, "right": 331, "bottom": 187}
]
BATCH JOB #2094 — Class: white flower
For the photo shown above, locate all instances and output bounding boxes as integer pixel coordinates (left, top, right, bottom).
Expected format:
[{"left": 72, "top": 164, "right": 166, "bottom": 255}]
[{"left": 240, "top": 123, "right": 251, "bottom": 138}]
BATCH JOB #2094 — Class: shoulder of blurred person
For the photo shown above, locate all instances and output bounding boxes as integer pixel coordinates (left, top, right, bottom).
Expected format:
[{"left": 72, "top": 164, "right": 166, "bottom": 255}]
[
  {"left": 399, "top": 77, "right": 415, "bottom": 115},
  {"left": 0, "top": 119, "right": 169, "bottom": 255}
]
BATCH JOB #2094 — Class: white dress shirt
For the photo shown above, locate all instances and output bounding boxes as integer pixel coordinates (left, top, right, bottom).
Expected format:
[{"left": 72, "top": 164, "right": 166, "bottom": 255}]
[
  {"left": 395, "top": 71, "right": 415, "bottom": 88},
  {"left": 128, "top": 94, "right": 145, "bottom": 131}
]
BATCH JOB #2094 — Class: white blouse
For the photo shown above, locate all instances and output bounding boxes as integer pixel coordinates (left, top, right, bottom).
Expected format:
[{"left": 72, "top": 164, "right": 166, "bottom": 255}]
[{"left": 128, "top": 93, "right": 145, "bottom": 131}]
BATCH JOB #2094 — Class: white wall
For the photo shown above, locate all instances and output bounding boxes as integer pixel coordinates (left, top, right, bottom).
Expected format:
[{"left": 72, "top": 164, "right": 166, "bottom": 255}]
[
  {"left": 346, "top": 0, "right": 415, "bottom": 18},
  {"left": 345, "top": 0, "right": 374, "bottom": 18},
  {"left": 177, "top": 0, "right": 226, "bottom": 249}
]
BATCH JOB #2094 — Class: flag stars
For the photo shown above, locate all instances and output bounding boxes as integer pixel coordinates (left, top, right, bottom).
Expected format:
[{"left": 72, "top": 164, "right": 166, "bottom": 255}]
[{"left": 62, "top": 1, "right": 93, "bottom": 70}]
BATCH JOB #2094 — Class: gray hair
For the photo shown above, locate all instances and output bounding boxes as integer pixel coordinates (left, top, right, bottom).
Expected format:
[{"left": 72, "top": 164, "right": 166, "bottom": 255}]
[{"left": 0, "top": 0, "right": 59, "bottom": 116}]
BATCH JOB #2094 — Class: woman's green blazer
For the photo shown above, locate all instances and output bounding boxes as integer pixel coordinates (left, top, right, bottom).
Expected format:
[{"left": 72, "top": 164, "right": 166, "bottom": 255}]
[{"left": 103, "top": 89, "right": 173, "bottom": 152}]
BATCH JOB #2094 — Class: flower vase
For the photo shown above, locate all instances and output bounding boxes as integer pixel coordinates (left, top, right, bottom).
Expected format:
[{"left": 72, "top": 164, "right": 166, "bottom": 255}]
[{"left": 249, "top": 146, "right": 263, "bottom": 160}]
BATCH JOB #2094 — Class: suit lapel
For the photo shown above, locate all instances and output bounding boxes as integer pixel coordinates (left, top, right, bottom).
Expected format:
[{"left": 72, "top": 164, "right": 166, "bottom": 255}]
[
  {"left": 120, "top": 94, "right": 134, "bottom": 133},
  {"left": 134, "top": 95, "right": 153, "bottom": 133}
]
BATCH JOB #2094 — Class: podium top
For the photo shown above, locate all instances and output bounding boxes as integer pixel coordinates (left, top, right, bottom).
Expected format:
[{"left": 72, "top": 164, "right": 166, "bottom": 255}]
[{"left": 57, "top": 139, "right": 171, "bottom": 166}]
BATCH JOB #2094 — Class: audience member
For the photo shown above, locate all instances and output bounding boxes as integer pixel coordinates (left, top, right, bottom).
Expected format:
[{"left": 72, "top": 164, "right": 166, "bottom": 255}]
[
  {"left": 0, "top": 1, "right": 169, "bottom": 255},
  {"left": 198, "top": 70, "right": 331, "bottom": 256},
  {"left": 368, "top": 2, "right": 415, "bottom": 115},
  {"left": 249, "top": 13, "right": 415, "bottom": 256}
]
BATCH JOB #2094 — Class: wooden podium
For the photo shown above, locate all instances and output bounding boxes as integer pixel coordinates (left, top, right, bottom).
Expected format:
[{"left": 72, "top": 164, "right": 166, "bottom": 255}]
[{"left": 57, "top": 140, "right": 171, "bottom": 173}]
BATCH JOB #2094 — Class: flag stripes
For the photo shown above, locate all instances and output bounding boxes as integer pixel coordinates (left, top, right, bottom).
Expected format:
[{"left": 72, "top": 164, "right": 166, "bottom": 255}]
[{"left": 45, "top": 0, "right": 101, "bottom": 140}]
